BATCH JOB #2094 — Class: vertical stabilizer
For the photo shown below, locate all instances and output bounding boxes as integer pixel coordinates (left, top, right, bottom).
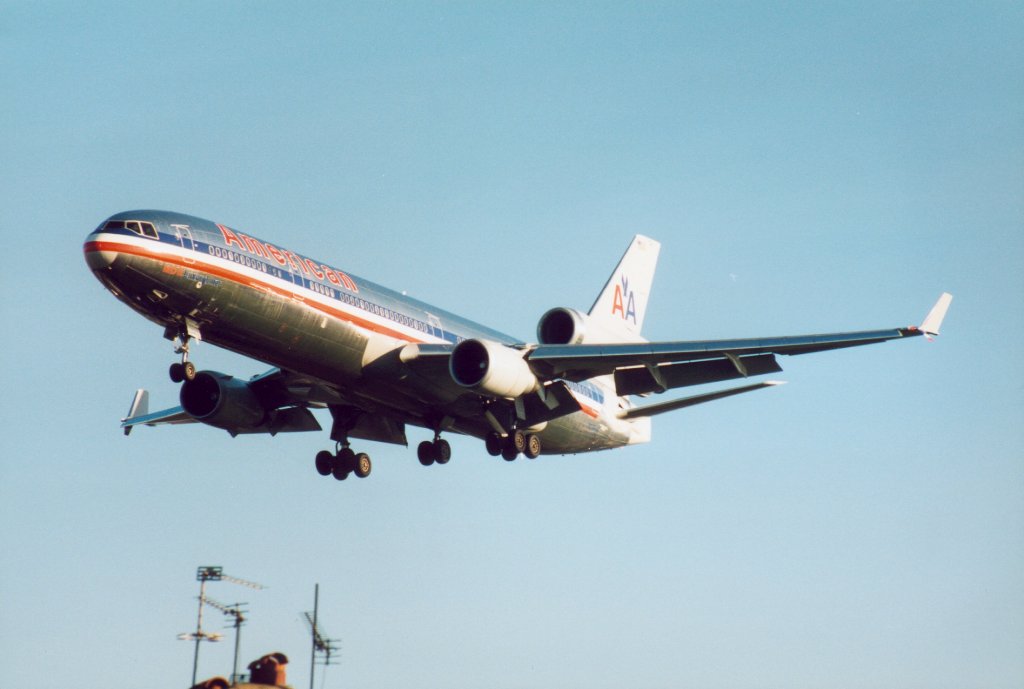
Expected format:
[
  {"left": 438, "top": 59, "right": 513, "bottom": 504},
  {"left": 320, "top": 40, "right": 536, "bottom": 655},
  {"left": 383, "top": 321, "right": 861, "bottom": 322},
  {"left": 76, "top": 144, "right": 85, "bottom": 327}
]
[{"left": 588, "top": 235, "right": 661, "bottom": 342}]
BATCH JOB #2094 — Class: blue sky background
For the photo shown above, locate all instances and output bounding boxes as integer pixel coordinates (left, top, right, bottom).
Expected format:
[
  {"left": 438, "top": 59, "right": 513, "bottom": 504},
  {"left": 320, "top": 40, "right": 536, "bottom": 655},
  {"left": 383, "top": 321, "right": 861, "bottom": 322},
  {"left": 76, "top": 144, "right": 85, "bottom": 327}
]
[{"left": 2, "top": 2, "right": 1022, "bottom": 688}]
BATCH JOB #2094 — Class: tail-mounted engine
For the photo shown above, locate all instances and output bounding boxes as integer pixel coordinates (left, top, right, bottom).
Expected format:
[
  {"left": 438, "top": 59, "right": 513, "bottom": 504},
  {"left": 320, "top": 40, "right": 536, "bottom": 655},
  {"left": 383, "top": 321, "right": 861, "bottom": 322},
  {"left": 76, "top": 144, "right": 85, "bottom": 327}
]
[
  {"left": 536, "top": 307, "right": 588, "bottom": 345},
  {"left": 537, "top": 305, "right": 647, "bottom": 344},
  {"left": 449, "top": 339, "right": 539, "bottom": 399}
]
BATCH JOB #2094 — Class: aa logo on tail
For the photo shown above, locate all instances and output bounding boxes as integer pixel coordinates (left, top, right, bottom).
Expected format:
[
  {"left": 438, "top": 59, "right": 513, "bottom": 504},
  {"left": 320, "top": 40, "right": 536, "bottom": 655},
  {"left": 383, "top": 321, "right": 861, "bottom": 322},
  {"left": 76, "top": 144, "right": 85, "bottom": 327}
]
[{"left": 611, "top": 275, "right": 637, "bottom": 324}]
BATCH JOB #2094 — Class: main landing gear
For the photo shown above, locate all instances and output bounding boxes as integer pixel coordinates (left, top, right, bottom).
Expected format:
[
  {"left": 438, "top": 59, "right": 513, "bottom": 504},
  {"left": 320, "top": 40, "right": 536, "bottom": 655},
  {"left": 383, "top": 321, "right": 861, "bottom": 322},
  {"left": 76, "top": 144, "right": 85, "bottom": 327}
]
[
  {"left": 317, "top": 406, "right": 372, "bottom": 480},
  {"left": 315, "top": 442, "right": 372, "bottom": 481},
  {"left": 485, "top": 430, "right": 541, "bottom": 462},
  {"left": 417, "top": 436, "right": 452, "bottom": 466}
]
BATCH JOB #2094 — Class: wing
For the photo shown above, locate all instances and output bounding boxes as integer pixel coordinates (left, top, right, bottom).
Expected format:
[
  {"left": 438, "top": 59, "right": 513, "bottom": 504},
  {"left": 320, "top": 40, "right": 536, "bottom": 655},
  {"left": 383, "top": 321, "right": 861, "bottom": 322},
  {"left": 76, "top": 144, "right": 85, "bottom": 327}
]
[
  {"left": 527, "top": 293, "right": 952, "bottom": 396},
  {"left": 121, "top": 369, "right": 322, "bottom": 436},
  {"left": 120, "top": 389, "right": 193, "bottom": 435}
]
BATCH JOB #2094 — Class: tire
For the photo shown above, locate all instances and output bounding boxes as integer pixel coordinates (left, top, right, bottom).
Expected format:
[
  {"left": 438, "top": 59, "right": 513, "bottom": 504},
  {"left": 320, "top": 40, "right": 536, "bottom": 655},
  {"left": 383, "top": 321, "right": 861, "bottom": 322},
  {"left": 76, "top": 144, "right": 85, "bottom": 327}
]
[
  {"left": 169, "top": 363, "right": 185, "bottom": 383},
  {"left": 524, "top": 434, "right": 541, "bottom": 459},
  {"left": 501, "top": 442, "right": 518, "bottom": 462},
  {"left": 333, "top": 448, "right": 355, "bottom": 480},
  {"left": 485, "top": 433, "right": 502, "bottom": 456},
  {"left": 417, "top": 440, "right": 435, "bottom": 466},
  {"left": 315, "top": 450, "right": 333, "bottom": 476},
  {"left": 183, "top": 361, "right": 197, "bottom": 381},
  {"left": 434, "top": 439, "right": 452, "bottom": 465},
  {"left": 512, "top": 430, "right": 527, "bottom": 454},
  {"left": 354, "top": 453, "right": 372, "bottom": 478}
]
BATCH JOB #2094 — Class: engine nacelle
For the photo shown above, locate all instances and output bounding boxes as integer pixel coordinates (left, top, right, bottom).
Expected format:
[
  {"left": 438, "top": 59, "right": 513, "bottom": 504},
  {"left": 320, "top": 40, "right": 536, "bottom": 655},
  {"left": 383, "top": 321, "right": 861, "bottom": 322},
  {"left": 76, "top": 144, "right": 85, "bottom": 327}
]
[
  {"left": 450, "top": 339, "right": 539, "bottom": 399},
  {"left": 538, "top": 305, "right": 645, "bottom": 344},
  {"left": 537, "top": 307, "right": 587, "bottom": 345},
  {"left": 180, "top": 370, "right": 267, "bottom": 432}
]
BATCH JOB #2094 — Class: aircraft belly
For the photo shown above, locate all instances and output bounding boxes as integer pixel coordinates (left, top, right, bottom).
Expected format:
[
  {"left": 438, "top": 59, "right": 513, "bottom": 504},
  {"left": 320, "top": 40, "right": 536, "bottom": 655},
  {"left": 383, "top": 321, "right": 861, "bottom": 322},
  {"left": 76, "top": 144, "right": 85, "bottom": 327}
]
[{"left": 538, "top": 413, "right": 630, "bottom": 454}]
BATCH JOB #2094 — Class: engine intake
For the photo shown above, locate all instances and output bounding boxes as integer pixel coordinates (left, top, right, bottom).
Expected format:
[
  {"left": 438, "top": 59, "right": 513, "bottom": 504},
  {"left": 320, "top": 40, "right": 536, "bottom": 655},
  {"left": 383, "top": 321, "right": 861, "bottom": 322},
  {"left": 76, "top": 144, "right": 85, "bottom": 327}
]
[
  {"left": 537, "top": 307, "right": 586, "bottom": 345},
  {"left": 180, "top": 371, "right": 266, "bottom": 431},
  {"left": 450, "top": 339, "right": 539, "bottom": 399}
]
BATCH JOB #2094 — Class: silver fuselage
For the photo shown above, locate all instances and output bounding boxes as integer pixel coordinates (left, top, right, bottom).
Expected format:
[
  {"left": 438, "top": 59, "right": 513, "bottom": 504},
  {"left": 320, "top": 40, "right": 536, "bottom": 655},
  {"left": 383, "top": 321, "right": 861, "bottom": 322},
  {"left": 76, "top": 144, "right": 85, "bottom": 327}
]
[{"left": 84, "top": 210, "right": 648, "bottom": 453}]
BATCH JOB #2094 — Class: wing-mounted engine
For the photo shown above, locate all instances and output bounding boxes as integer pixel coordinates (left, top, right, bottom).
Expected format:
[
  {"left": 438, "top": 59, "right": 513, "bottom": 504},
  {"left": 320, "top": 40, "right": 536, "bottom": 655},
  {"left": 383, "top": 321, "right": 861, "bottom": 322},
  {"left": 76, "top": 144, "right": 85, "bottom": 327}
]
[
  {"left": 449, "top": 339, "right": 539, "bottom": 399},
  {"left": 179, "top": 370, "right": 320, "bottom": 436}
]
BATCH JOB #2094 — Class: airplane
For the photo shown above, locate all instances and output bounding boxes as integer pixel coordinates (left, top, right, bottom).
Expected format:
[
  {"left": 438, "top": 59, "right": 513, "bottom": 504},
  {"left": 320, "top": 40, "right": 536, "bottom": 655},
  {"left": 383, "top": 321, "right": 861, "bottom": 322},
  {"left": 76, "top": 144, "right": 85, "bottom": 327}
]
[{"left": 83, "top": 210, "right": 952, "bottom": 482}]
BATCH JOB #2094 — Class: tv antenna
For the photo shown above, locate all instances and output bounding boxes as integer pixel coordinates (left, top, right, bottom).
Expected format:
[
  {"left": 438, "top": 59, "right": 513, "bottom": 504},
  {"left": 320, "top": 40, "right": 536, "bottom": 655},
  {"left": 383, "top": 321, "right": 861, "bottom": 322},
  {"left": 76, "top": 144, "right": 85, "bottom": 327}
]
[
  {"left": 304, "top": 584, "right": 340, "bottom": 689},
  {"left": 179, "top": 566, "right": 265, "bottom": 687},
  {"left": 202, "top": 595, "right": 248, "bottom": 685}
]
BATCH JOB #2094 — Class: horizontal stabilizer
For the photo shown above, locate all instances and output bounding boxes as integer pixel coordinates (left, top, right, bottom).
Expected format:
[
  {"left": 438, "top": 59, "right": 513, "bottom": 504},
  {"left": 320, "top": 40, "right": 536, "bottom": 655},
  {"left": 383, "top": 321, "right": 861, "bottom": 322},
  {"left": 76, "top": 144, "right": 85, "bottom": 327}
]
[{"left": 618, "top": 381, "right": 784, "bottom": 420}]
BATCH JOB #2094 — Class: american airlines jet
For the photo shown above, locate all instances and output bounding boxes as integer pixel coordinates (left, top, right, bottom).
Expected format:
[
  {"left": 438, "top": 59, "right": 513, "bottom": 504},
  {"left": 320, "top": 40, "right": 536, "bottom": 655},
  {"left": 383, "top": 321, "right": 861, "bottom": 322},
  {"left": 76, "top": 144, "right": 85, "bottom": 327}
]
[{"left": 83, "top": 210, "right": 952, "bottom": 482}]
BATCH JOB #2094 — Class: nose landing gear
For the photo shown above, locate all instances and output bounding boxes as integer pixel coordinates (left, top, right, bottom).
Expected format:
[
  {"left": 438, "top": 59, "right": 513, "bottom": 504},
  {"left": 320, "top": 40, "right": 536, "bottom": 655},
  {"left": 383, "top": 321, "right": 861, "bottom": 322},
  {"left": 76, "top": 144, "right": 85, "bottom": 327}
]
[{"left": 168, "top": 329, "right": 196, "bottom": 383}]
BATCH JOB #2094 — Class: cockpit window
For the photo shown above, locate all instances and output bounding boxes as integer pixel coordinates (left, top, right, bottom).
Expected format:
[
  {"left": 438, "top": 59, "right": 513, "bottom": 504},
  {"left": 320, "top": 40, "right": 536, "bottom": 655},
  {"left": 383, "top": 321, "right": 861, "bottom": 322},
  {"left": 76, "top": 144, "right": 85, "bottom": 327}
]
[{"left": 104, "top": 219, "right": 158, "bottom": 239}]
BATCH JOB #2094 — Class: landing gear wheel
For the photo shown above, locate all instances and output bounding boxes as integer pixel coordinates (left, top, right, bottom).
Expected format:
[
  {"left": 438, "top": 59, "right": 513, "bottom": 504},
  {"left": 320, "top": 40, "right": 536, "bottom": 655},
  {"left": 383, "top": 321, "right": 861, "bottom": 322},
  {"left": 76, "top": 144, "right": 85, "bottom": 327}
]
[
  {"left": 183, "top": 361, "right": 196, "bottom": 381},
  {"left": 501, "top": 440, "right": 519, "bottom": 462},
  {"left": 332, "top": 447, "right": 355, "bottom": 480},
  {"left": 417, "top": 440, "right": 436, "bottom": 466},
  {"left": 524, "top": 433, "right": 542, "bottom": 459},
  {"left": 169, "top": 362, "right": 185, "bottom": 383},
  {"left": 315, "top": 450, "right": 333, "bottom": 476},
  {"left": 434, "top": 439, "right": 451, "bottom": 465},
  {"left": 512, "top": 430, "right": 527, "bottom": 454},
  {"left": 354, "top": 453, "right": 372, "bottom": 478},
  {"left": 485, "top": 433, "right": 502, "bottom": 457}
]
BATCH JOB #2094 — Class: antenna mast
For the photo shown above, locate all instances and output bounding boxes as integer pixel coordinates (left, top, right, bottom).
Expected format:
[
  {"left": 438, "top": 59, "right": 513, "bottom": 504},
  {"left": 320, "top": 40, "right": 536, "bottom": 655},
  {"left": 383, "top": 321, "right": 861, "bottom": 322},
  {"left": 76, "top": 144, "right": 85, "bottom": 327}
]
[
  {"left": 179, "top": 566, "right": 265, "bottom": 687},
  {"left": 202, "top": 595, "right": 248, "bottom": 685},
  {"left": 304, "top": 584, "right": 340, "bottom": 689}
]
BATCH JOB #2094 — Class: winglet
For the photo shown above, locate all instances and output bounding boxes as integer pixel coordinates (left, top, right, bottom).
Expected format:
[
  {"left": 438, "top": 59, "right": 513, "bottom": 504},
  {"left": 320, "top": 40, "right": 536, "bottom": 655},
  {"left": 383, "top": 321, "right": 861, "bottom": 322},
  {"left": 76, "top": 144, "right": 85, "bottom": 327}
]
[
  {"left": 122, "top": 389, "right": 149, "bottom": 436},
  {"left": 920, "top": 293, "right": 953, "bottom": 339}
]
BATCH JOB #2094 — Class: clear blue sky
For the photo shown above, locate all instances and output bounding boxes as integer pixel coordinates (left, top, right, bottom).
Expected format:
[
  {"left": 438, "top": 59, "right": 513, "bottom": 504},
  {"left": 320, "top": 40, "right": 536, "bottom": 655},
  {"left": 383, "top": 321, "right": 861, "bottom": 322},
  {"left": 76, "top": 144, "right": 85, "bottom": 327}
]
[{"left": 2, "top": 2, "right": 1022, "bottom": 688}]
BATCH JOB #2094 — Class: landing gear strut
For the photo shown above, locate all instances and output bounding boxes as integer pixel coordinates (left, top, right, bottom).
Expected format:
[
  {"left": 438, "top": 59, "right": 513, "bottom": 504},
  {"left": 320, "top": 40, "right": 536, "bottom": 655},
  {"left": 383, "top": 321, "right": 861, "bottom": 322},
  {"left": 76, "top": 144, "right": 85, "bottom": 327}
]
[{"left": 168, "top": 330, "right": 196, "bottom": 383}]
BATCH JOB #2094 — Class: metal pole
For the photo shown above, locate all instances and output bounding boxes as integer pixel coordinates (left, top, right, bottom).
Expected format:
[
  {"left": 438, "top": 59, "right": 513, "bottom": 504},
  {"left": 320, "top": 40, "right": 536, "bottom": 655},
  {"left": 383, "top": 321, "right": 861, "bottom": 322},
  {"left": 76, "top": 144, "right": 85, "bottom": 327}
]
[
  {"left": 232, "top": 613, "right": 241, "bottom": 686},
  {"left": 191, "top": 577, "right": 206, "bottom": 688},
  {"left": 309, "top": 583, "right": 319, "bottom": 689}
]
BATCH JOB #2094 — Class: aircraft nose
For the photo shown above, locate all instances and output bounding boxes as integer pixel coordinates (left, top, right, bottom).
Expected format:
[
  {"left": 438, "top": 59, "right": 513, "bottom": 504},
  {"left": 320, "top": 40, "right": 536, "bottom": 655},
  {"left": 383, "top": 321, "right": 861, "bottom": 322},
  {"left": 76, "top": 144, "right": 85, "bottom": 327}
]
[{"left": 83, "top": 231, "right": 117, "bottom": 269}]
